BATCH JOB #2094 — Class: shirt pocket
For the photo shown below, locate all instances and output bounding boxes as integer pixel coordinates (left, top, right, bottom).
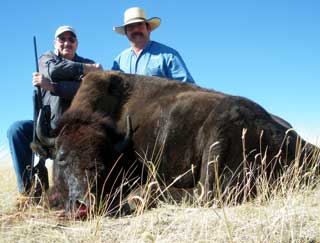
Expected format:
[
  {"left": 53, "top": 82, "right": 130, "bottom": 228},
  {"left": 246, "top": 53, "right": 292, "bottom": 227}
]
[{"left": 145, "top": 63, "right": 164, "bottom": 77}]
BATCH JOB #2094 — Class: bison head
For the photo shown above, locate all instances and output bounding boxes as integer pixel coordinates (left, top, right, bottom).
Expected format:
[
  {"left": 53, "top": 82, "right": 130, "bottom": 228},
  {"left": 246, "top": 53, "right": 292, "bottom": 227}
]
[{"left": 36, "top": 109, "right": 137, "bottom": 218}]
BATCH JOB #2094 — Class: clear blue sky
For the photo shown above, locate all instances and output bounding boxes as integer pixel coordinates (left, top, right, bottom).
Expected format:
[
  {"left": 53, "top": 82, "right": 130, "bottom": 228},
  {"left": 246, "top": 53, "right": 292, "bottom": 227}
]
[{"left": 1, "top": 0, "right": 319, "bottom": 162}]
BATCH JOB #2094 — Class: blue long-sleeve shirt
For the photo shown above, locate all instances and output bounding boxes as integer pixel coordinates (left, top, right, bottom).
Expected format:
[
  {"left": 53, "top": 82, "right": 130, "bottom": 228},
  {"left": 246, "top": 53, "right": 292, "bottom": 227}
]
[{"left": 112, "top": 41, "right": 194, "bottom": 83}]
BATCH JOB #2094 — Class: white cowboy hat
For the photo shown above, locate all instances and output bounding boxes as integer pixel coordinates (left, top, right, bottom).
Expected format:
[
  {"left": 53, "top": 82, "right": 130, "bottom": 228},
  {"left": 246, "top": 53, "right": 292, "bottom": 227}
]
[
  {"left": 55, "top": 25, "right": 77, "bottom": 38},
  {"left": 113, "top": 7, "right": 161, "bottom": 35}
]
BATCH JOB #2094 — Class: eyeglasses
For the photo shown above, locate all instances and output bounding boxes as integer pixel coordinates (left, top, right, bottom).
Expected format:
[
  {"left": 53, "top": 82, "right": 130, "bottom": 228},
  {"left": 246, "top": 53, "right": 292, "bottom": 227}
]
[{"left": 57, "top": 36, "right": 77, "bottom": 44}]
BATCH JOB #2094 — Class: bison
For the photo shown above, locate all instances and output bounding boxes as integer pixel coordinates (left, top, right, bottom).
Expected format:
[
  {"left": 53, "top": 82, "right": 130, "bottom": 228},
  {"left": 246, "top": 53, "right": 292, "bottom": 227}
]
[{"left": 36, "top": 71, "right": 318, "bottom": 217}]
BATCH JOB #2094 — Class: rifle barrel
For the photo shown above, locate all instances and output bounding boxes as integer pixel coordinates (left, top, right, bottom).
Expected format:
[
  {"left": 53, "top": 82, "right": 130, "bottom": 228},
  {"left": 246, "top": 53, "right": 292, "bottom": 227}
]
[
  {"left": 33, "top": 36, "right": 39, "bottom": 72},
  {"left": 33, "top": 36, "right": 42, "bottom": 108}
]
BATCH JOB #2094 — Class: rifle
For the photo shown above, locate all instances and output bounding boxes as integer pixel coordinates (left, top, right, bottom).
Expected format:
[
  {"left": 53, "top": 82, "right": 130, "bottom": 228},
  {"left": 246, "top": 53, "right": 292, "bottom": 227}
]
[
  {"left": 30, "top": 36, "right": 42, "bottom": 180},
  {"left": 30, "top": 36, "right": 49, "bottom": 196}
]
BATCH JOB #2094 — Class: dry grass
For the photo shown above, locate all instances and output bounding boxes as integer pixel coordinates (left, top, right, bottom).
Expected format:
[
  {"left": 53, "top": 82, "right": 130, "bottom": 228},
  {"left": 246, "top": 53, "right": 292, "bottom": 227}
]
[
  {"left": 1, "top": 143, "right": 320, "bottom": 242},
  {"left": 1, "top": 187, "right": 320, "bottom": 242}
]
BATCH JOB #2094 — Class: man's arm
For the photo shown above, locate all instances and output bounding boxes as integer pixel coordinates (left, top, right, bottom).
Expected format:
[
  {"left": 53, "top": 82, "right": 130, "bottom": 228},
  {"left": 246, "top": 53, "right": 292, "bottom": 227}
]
[
  {"left": 167, "top": 53, "right": 195, "bottom": 83},
  {"left": 39, "top": 52, "right": 83, "bottom": 81},
  {"left": 36, "top": 51, "right": 102, "bottom": 100},
  {"left": 39, "top": 51, "right": 101, "bottom": 82}
]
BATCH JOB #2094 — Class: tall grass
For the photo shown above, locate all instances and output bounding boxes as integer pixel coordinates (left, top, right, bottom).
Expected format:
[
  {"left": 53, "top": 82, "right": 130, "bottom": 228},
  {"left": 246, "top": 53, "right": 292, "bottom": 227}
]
[{"left": 1, "top": 138, "right": 320, "bottom": 242}]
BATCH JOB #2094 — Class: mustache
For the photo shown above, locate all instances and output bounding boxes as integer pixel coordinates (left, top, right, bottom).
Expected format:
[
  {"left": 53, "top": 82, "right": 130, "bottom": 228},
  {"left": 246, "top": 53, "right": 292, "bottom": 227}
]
[{"left": 131, "top": 32, "right": 144, "bottom": 38}]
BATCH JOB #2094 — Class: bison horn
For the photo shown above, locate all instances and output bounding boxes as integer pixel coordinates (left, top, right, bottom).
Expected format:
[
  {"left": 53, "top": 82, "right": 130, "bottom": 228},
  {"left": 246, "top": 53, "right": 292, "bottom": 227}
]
[
  {"left": 36, "top": 106, "right": 56, "bottom": 147},
  {"left": 115, "top": 115, "right": 133, "bottom": 153}
]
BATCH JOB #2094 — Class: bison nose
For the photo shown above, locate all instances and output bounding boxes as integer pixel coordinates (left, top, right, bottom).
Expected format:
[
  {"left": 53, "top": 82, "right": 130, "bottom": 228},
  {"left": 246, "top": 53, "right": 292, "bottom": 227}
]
[{"left": 69, "top": 199, "right": 88, "bottom": 219}]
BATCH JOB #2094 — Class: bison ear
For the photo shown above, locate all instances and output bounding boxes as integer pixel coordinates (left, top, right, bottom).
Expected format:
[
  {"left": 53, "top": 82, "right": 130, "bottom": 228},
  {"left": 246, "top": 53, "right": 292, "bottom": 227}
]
[{"left": 107, "top": 73, "right": 128, "bottom": 97}]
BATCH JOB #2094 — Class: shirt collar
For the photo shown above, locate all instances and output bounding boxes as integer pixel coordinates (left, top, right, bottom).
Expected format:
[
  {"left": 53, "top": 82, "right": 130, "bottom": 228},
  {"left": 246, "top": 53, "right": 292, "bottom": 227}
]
[{"left": 130, "top": 40, "right": 153, "bottom": 55}]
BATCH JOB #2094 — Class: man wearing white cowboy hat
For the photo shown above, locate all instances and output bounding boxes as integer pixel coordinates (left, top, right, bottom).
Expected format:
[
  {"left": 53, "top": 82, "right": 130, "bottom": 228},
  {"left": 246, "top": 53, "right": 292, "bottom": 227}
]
[
  {"left": 112, "top": 7, "right": 194, "bottom": 83},
  {"left": 7, "top": 25, "right": 102, "bottom": 199}
]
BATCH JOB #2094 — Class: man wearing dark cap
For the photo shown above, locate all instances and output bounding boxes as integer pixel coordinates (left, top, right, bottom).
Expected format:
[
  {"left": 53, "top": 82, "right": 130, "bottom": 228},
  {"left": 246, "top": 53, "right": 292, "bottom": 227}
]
[
  {"left": 112, "top": 7, "right": 194, "bottom": 83},
  {"left": 7, "top": 25, "right": 102, "bottom": 198}
]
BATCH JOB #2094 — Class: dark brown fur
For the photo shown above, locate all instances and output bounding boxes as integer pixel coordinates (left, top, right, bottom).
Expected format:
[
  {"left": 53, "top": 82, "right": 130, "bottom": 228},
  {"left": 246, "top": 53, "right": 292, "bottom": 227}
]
[{"left": 49, "top": 71, "right": 318, "bottom": 213}]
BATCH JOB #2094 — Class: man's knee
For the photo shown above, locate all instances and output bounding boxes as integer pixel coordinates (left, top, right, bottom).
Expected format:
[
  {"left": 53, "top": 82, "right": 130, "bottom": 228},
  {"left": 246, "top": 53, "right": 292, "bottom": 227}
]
[{"left": 7, "top": 120, "right": 33, "bottom": 141}]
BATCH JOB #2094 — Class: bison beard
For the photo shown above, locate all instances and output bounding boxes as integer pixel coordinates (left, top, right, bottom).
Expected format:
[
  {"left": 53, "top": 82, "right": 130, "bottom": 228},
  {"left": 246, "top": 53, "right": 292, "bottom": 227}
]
[
  {"left": 34, "top": 71, "right": 319, "bottom": 217},
  {"left": 39, "top": 110, "right": 143, "bottom": 217}
]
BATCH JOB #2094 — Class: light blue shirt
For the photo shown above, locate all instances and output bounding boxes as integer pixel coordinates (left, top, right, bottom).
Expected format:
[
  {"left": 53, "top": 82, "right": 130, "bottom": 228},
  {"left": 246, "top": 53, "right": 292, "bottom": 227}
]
[{"left": 112, "top": 41, "right": 194, "bottom": 83}]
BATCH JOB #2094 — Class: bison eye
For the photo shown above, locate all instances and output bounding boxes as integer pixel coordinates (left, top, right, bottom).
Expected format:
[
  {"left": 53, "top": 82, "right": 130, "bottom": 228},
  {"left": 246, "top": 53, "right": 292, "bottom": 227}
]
[
  {"left": 86, "top": 166, "right": 96, "bottom": 172},
  {"left": 57, "top": 159, "right": 67, "bottom": 166},
  {"left": 56, "top": 149, "right": 67, "bottom": 166}
]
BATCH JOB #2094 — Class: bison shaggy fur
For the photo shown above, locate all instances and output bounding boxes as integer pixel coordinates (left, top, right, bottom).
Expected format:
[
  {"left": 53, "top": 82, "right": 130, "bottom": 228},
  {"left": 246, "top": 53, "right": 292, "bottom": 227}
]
[{"left": 41, "top": 71, "right": 318, "bottom": 216}]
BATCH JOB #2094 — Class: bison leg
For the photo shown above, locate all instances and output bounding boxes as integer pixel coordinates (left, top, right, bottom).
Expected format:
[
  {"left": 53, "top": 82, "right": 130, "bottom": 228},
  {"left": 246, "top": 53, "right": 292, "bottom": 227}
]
[
  {"left": 126, "top": 183, "right": 210, "bottom": 212},
  {"left": 198, "top": 140, "right": 225, "bottom": 202}
]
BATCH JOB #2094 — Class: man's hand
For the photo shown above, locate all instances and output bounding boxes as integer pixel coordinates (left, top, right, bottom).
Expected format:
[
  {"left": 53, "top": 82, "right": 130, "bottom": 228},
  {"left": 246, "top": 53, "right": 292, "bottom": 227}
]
[
  {"left": 32, "top": 72, "right": 54, "bottom": 92},
  {"left": 83, "top": 63, "right": 103, "bottom": 74}
]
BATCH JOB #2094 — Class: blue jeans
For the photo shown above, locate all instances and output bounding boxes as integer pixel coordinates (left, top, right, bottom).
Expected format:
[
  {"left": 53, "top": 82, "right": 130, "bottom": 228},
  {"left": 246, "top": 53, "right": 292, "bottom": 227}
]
[{"left": 7, "top": 120, "right": 34, "bottom": 193}]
